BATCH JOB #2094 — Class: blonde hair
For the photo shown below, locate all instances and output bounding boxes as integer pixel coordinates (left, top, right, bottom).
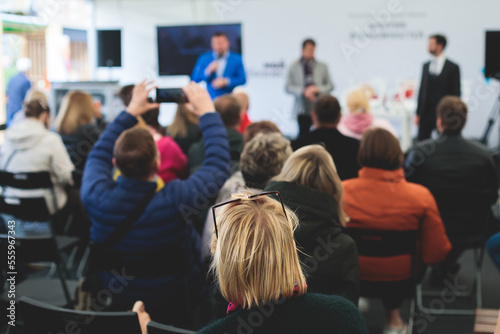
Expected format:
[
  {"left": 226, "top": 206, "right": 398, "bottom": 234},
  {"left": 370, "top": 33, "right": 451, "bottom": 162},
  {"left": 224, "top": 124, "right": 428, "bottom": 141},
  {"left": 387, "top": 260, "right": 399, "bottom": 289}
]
[
  {"left": 167, "top": 103, "right": 199, "bottom": 138},
  {"left": 272, "top": 145, "right": 349, "bottom": 226},
  {"left": 55, "top": 91, "right": 95, "bottom": 135},
  {"left": 25, "top": 89, "right": 48, "bottom": 104},
  {"left": 210, "top": 193, "right": 307, "bottom": 309},
  {"left": 346, "top": 89, "right": 370, "bottom": 115}
]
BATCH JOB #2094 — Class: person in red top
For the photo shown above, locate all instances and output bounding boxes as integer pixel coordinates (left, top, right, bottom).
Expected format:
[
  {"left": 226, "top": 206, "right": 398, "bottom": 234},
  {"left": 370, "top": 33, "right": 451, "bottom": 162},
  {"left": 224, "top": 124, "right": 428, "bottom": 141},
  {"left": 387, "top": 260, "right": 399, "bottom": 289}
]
[
  {"left": 342, "top": 128, "right": 451, "bottom": 334},
  {"left": 233, "top": 90, "right": 252, "bottom": 134},
  {"left": 141, "top": 102, "right": 188, "bottom": 182}
]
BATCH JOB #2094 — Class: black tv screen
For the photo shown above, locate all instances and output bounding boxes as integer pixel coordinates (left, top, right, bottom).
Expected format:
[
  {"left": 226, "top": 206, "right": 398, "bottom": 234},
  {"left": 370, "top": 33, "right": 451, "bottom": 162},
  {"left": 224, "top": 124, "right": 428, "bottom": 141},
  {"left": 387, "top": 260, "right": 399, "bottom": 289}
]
[
  {"left": 157, "top": 23, "right": 242, "bottom": 76},
  {"left": 485, "top": 31, "right": 500, "bottom": 79}
]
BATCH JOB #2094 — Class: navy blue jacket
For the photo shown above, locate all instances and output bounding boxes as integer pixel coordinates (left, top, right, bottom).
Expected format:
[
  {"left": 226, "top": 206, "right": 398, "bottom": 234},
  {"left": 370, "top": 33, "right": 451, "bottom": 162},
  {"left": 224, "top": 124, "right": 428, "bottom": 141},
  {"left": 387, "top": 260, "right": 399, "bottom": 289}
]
[
  {"left": 191, "top": 51, "right": 246, "bottom": 99},
  {"left": 80, "top": 111, "right": 230, "bottom": 310}
]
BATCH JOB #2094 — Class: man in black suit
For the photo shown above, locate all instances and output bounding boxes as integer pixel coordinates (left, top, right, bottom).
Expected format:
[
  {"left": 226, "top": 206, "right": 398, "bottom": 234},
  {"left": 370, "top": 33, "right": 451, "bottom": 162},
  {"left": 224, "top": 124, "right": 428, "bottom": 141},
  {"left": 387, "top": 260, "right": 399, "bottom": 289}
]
[
  {"left": 415, "top": 34, "right": 461, "bottom": 141},
  {"left": 292, "top": 95, "right": 360, "bottom": 180}
]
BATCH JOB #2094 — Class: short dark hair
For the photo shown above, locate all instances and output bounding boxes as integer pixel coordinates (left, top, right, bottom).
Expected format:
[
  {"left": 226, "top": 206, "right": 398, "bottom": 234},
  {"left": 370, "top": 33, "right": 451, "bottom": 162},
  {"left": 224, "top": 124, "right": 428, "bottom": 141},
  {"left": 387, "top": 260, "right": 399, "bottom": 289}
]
[
  {"left": 214, "top": 95, "right": 241, "bottom": 128},
  {"left": 25, "top": 100, "right": 49, "bottom": 118},
  {"left": 212, "top": 31, "right": 228, "bottom": 39},
  {"left": 243, "top": 121, "right": 282, "bottom": 144},
  {"left": 118, "top": 84, "right": 135, "bottom": 107},
  {"left": 358, "top": 128, "right": 403, "bottom": 171},
  {"left": 436, "top": 96, "right": 467, "bottom": 133},
  {"left": 313, "top": 95, "right": 341, "bottom": 124},
  {"left": 430, "top": 34, "right": 447, "bottom": 49},
  {"left": 302, "top": 38, "right": 316, "bottom": 49},
  {"left": 114, "top": 128, "right": 157, "bottom": 180},
  {"left": 142, "top": 97, "right": 165, "bottom": 135}
]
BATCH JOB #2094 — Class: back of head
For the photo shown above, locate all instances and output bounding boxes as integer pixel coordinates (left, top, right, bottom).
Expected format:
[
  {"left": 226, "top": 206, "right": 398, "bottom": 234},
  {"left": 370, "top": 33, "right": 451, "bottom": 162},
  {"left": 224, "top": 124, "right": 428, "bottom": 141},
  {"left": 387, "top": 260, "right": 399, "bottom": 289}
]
[
  {"left": 243, "top": 121, "right": 281, "bottom": 144},
  {"left": 211, "top": 193, "right": 306, "bottom": 309},
  {"left": 436, "top": 96, "right": 467, "bottom": 134},
  {"left": 358, "top": 128, "right": 403, "bottom": 170},
  {"left": 346, "top": 89, "right": 370, "bottom": 114},
  {"left": 313, "top": 95, "right": 341, "bottom": 125},
  {"left": 16, "top": 57, "right": 32, "bottom": 73},
  {"left": 240, "top": 133, "right": 292, "bottom": 188},
  {"left": 55, "top": 91, "right": 95, "bottom": 135},
  {"left": 118, "top": 84, "right": 135, "bottom": 107},
  {"left": 273, "top": 145, "right": 348, "bottom": 225},
  {"left": 25, "top": 100, "right": 49, "bottom": 119},
  {"left": 142, "top": 98, "right": 164, "bottom": 135},
  {"left": 25, "top": 89, "right": 48, "bottom": 104},
  {"left": 214, "top": 95, "right": 241, "bottom": 129},
  {"left": 114, "top": 127, "right": 158, "bottom": 180},
  {"left": 233, "top": 90, "right": 249, "bottom": 113},
  {"left": 167, "top": 103, "right": 199, "bottom": 138}
]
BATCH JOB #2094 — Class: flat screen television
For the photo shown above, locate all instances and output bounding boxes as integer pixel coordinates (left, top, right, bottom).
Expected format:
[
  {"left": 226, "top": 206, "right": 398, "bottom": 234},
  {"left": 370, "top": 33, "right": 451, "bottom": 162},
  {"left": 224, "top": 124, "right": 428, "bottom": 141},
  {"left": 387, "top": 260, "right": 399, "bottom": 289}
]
[
  {"left": 485, "top": 31, "right": 500, "bottom": 79},
  {"left": 157, "top": 23, "right": 242, "bottom": 76}
]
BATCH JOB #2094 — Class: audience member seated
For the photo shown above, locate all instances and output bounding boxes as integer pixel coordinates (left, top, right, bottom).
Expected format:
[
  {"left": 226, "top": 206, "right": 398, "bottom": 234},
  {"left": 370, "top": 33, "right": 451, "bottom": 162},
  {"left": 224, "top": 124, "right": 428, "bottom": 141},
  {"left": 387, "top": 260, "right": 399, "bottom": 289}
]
[
  {"left": 166, "top": 103, "right": 202, "bottom": 154},
  {"left": 487, "top": 233, "right": 500, "bottom": 271},
  {"left": 343, "top": 128, "right": 451, "bottom": 334},
  {"left": 135, "top": 193, "right": 368, "bottom": 334},
  {"left": 188, "top": 94, "right": 243, "bottom": 174},
  {"left": 55, "top": 91, "right": 103, "bottom": 174},
  {"left": 405, "top": 96, "right": 499, "bottom": 283},
  {"left": 292, "top": 95, "right": 360, "bottom": 180},
  {"left": 338, "top": 88, "right": 397, "bottom": 140},
  {"left": 0, "top": 100, "right": 74, "bottom": 233},
  {"left": 265, "top": 145, "right": 360, "bottom": 304},
  {"left": 80, "top": 81, "right": 231, "bottom": 326},
  {"left": 141, "top": 100, "right": 188, "bottom": 182},
  {"left": 10, "top": 88, "right": 48, "bottom": 125},
  {"left": 201, "top": 132, "right": 292, "bottom": 260},
  {"left": 243, "top": 120, "right": 281, "bottom": 144},
  {"left": 232, "top": 89, "right": 252, "bottom": 133}
]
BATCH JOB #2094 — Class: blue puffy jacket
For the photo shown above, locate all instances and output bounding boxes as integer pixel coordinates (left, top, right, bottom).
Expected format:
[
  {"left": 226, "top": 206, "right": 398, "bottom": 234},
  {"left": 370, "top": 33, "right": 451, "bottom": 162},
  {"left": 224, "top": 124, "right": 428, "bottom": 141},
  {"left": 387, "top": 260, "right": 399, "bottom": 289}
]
[{"left": 80, "top": 111, "right": 230, "bottom": 314}]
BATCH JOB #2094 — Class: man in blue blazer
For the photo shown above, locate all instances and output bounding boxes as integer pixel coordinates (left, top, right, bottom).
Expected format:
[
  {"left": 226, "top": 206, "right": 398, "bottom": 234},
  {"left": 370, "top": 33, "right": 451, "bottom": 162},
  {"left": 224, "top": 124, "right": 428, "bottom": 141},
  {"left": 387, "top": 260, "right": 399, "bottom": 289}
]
[{"left": 191, "top": 31, "right": 246, "bottom": 99}]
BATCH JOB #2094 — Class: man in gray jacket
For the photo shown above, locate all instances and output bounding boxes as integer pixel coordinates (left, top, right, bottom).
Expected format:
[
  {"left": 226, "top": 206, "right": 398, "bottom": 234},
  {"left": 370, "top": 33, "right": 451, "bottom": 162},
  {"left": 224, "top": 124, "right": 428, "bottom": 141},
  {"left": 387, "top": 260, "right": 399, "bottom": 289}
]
[{"left": 286, "top": 39, "right": 334, "bottom": 138}]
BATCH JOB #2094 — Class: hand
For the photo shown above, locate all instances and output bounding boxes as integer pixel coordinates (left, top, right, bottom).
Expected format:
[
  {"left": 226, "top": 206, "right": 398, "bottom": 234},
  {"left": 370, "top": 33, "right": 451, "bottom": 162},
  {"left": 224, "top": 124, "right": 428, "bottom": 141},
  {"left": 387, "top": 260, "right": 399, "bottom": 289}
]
[
  {"left": 126, "top": 80, "right": 161, "bottom": 117},
  {"left": 212, "top": 77, "right": 229, "bottom": 89},
  {"left": 207, "top": 60, "right": 218, "bottom": 74},
  {"left": 182, "top": 82, "right": 215, "bottom": 117},
  {"left": 304, "top": 85, "right": 319, "bottom": 102},
  {"left": 414, "top": 115, "right": 420, "bottom": 126},
  {"left": 132, "top": 301, "right": 151, "bottom": 334}
]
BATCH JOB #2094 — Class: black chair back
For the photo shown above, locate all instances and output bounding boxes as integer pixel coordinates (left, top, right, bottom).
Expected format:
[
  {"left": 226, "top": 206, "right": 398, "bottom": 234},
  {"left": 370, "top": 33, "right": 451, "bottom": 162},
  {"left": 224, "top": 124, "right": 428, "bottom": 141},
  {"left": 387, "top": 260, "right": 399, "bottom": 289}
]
[
  {"left": 0, "top": 234, "right": 61, "bottom": 264},
  {"left": 0, "top": 171, "right": 53, "bottom": 189},
  {"left": 147, "top": 321, "right": 196, "bottom": 334},
  {"left": 19, "top": 297, "right": 142, "bottom": 334},
  {"left": 345, "top": 229, "right": 419, "bottom": 258}
]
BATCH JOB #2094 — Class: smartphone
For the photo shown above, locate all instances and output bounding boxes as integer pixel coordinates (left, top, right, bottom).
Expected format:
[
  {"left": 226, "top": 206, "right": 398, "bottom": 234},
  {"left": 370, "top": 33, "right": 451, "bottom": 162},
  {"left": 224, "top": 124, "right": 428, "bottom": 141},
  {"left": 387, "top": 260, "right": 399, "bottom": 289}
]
[{"left": 156, "top": 88, "right": 188, "bottom": 103}]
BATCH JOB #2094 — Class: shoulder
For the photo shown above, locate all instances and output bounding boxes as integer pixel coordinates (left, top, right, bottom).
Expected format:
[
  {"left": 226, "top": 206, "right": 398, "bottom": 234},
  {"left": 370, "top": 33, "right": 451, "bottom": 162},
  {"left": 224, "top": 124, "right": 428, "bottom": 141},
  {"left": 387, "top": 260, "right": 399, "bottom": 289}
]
[
  {"left": 445, "top": 59, "right": 459, "bottom": 68},
  {"left": 229, "top": 52, "right": 243, "bottom": 60}
]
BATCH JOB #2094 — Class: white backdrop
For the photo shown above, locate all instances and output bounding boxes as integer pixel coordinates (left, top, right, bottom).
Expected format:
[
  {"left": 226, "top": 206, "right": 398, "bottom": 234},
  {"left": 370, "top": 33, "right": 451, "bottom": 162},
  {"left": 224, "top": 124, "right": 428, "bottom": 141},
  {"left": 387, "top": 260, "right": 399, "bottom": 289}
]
[{"left": 93, "top": 0, "right": 500, "bottom": 146}]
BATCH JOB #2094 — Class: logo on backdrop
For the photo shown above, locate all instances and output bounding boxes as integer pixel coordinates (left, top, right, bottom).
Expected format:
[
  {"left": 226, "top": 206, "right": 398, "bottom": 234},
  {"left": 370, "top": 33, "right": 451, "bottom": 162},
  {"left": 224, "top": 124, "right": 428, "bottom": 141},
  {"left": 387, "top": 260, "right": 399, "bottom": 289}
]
[{"left": 246, "top": 61, "right": 286, "bottom": 78}]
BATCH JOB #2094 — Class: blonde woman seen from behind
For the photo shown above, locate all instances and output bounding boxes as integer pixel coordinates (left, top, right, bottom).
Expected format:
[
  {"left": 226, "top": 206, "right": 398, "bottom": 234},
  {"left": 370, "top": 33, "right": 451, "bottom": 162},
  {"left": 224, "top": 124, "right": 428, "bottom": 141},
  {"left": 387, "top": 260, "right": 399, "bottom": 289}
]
[{"left": 265, "top": 145, "right": 360, "bottom": 304}]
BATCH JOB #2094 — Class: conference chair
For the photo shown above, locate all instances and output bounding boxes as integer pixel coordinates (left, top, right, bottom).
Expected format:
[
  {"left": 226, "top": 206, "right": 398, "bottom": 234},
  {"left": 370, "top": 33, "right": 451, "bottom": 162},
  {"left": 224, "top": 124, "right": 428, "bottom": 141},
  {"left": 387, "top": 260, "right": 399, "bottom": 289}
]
[
  {"left": 346, "top": 227, "right": 422, "bottom": 334},
  {"left": 0, "top": 234, "right": 78, "bottom": 307},
  {"left": 147, "top": 321, "right": 196, "bottom": 334},
  {"left": 0, "top": 171, "right": 80, "bottom": 264},
  {"left": 18, "top": 296, "right": 141, "bottom": 334}
]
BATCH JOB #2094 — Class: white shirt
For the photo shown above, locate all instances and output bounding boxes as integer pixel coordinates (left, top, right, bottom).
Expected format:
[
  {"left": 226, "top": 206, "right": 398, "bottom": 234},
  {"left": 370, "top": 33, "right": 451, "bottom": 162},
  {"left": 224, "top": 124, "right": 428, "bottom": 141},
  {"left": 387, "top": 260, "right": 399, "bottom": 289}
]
[{"left": 429, "top": 53, "right": 446, "bottom": 76}]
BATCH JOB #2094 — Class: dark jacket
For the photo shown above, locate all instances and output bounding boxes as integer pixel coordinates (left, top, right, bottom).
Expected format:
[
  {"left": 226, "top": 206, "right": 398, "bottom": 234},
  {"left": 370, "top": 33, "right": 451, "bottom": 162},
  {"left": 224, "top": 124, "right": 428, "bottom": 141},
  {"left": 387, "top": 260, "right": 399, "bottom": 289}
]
[
  {"left": 264, "top": 181, "right": 360, "bottom": 304},
  {"left": 199, "top": 293, "right": 368, "bottom": 334},
  {"left": 416, "top": 59, "right": 460, "bottom": 119},
  {"left": 405, "top": 133, "right": 498, "bottom": 239},
  {"left": 80, "top": 111, "right": 231, "bottom": 313},
  {"left": 292, "top": 128, "right": 360, "bottom": 180},
  {"left": 188, "top": 128, "right": 243, "bottom": 175},
  {"left": 168, "top": 123, "right": 202, "bottom": 155},
  {"left": 60, "top": 123, "right": 102, "bottom": 173}
]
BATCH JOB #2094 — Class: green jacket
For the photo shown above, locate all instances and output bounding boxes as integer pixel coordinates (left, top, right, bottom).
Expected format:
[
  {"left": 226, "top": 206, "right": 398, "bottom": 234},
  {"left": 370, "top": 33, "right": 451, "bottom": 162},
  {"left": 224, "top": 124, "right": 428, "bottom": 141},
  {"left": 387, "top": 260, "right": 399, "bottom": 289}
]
[
  {"left": 264, "top": 181, "right": 360, "bottom": 304},
  {"left": 199, "top": 293, "right": 368, "bottom": 334}
]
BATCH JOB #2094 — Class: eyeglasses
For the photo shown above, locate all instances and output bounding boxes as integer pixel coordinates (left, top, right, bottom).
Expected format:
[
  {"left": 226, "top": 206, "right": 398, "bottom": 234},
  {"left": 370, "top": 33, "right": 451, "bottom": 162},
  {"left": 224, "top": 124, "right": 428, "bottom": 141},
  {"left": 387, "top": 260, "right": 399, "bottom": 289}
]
[{"left": 211, "top": 191, "right": 288, "bottom": 239}]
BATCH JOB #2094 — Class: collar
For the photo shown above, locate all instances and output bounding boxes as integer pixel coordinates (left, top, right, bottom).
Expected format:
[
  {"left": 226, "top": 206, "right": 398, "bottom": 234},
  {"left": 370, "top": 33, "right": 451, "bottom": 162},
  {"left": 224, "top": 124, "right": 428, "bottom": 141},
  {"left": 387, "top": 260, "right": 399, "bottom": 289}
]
[
  {"left": 432, "top": 53, "right": 446, "bottom": 63},
  {"left": 213, "top": 51, "right": 230, "bottom": 60},
  {"left": 113, "top": 170, "right": 165, "bottom": 192},
  {"left": 358, "top": 167, "right": 406, "bottom": 183}
]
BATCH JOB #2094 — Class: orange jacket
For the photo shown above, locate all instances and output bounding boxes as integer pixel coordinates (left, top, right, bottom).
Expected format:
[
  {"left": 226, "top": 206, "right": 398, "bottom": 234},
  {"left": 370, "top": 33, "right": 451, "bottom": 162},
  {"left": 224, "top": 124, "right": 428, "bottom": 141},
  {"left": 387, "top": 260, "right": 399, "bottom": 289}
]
[{"left": 342, "top": 167, "right": 451, "bottom": 282}]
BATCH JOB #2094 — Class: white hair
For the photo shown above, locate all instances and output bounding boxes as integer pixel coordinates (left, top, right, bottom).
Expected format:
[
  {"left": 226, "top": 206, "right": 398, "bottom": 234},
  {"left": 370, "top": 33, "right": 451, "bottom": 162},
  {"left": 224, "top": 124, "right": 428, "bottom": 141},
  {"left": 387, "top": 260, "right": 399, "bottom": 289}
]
[{"left": 16, "top": 58, "right": 32, "bottom": 72}]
